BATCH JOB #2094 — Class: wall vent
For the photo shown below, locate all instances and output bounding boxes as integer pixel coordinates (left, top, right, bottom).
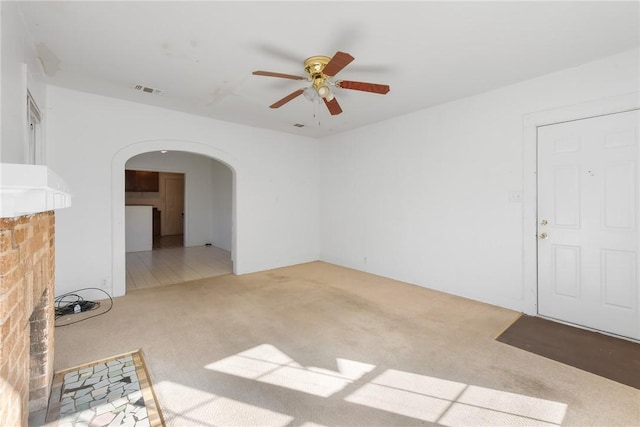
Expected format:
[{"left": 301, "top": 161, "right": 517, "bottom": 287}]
[{"left": 133, "top": 84, "right": 164, "bottom": 96}]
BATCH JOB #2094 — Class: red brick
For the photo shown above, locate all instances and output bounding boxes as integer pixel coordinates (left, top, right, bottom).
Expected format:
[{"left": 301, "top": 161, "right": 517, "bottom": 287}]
[
  {"left": 0, "top": 230, "right": 13, "bottom": 252},
  {"left": 25, "top": 279, "right": 35, "bottom": 316},
  {"left": 12, "top": 226, "right": 27, "bottom": 246},
  {"left": 0, "top": 287, "right": 21, "bottom": 325},
  {"left": 0, "top": 316, "right": 13, "bottom": 345},
  {"left": 0, "top": 248, "right": 20, "bottom": 275},
  {"left": 0, "top": 212, "right": 55, "bottom": 423},
  {"left": 0, "top": 281, "right": 20, "bottom": 308},
  {"left": 0, "top": 265, "right": 25, "bottom": 297},
  {"left": 18, "top": 214, "right": 33, "bottom": 225},
  {"left": 0, "top": 217, "right": 17, "bottom": 229}
]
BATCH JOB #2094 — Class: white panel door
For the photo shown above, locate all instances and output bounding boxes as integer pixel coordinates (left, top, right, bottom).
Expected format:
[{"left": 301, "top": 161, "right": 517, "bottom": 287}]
[{"left": 537, "top": 110, "right": 639, "bottom": 340}]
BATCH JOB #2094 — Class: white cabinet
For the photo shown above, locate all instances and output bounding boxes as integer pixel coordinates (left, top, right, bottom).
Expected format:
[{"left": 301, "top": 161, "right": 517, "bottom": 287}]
[{"left": 125, "top": 205, "right": 153, "bottom": 252}]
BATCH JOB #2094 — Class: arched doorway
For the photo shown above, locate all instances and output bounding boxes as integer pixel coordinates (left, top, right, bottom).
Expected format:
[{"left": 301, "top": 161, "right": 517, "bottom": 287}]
[{"left": 112, "top": 140, "right": 238, "bottom": 297}]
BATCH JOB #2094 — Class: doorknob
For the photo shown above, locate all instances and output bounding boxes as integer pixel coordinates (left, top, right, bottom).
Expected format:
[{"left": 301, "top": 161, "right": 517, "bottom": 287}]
[{"left": 539, "top": 232, "right": 548, "bottom": 240}]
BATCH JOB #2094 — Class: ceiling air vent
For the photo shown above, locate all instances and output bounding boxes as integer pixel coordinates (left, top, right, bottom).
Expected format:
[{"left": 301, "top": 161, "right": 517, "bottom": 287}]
[{"left": 133, "top": 84, "right": 164, "bottom": 96}]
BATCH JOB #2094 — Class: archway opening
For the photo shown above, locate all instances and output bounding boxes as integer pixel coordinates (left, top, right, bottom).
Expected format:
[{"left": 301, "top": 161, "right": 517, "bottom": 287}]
[{"left": 112, "top": 140, "right": 238, "bottom": 297}]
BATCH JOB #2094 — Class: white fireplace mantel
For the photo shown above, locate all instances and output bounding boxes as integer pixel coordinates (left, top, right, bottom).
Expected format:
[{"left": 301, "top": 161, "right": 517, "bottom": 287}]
[{"left": 0, "top": 163, "right": 72, "bottom": 218}]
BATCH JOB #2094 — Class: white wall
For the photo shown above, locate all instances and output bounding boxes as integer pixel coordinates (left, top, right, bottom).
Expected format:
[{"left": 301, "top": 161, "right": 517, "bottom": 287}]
[
  {"left": 39, "top": 43, "right": 640, "bottom": 314},
  {"left": 320, "top": 49, "right": 640, "bottom": 312},
  {"left": 47, "top": 86, "right": 320, "bottom": 297},
  {"left": 211, "top": 159, "right": 233, "bottom": 251},
  {"left": 1, "top": 1, "right": 47, "bottom": 163},
  {"left": 125, "top": 151, "right": 220, "bottom": 247}
]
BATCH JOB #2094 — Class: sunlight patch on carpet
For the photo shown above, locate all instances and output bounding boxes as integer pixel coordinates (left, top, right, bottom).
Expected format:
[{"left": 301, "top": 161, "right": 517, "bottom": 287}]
[
  {"left": 206, "top": 344, "right": 567, "bottom": 426},
  {"left": 345, "top": 369, "right": 567, "bottom": 426},
  {"left": 205, "top": 343, "right": 375, "bottom": 398}
]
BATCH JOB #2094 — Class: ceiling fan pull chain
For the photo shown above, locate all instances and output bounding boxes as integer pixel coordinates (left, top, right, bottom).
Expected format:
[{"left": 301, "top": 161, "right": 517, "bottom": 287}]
[{"left": 314, "top": 100, "right": 320, "bottom": 128}]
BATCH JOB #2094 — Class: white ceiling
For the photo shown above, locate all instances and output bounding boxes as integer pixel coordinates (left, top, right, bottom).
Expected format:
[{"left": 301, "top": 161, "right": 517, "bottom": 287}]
[{"left": 17, "top": 1, "right": 640, "bottom": 138}]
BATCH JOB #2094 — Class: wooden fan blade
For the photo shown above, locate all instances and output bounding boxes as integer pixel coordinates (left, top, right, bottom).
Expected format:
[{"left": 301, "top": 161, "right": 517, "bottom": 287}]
[
  {"left": 253, "top": 71, "right": 307, "bottom": 80},
  {"left": 269, "top": 89, "right": 305, "bottom": 109},
  {"left": 322, "top": 51, "right": 354, "bottom": 77},
  {"left": 337, "top": 80, "right": 390, "bottom": 94},
  {"left": 323, "top": 97, "right": 343, "bottom": 115}
]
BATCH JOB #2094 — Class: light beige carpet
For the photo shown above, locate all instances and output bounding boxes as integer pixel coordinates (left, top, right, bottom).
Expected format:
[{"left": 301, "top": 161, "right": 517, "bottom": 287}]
[{"left": 53, "top": 261, "right": 640, "bottom": 426}]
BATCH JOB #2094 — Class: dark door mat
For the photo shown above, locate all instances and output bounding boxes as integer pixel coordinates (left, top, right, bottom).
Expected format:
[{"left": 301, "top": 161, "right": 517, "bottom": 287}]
[{"left": 496, "top": 315, "right": 640, "bottom": 389}]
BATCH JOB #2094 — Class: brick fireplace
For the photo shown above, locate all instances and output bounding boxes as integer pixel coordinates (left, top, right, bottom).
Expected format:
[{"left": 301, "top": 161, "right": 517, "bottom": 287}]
[
  {"left": 0, "top": 211, "right": 56, "bottom": 425},
  {"left": 0, "top": 163, "right": 72, "bottom": 426}
]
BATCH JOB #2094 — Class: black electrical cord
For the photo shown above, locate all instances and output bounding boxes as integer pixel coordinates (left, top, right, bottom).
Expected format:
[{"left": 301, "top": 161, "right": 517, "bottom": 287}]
[{"left": 54, "top": 287, "right": 113, "bottom": 327}]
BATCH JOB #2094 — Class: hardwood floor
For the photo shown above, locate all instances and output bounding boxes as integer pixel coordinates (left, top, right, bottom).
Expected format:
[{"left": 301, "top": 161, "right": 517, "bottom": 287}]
[{"left": 126, "top": 236, "right": 232, "bottom": 291}]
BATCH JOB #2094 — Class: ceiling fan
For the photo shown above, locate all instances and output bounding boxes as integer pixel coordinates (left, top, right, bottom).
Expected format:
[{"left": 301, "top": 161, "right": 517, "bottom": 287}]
[{"left": 252, "top": 51, "right": 390, "bottom": 116}]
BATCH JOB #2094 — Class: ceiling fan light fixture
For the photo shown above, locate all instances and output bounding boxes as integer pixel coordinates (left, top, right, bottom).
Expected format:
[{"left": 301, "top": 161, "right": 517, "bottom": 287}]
[
  {"left": 303, "top": 86, "right": 319, "bottom": 102},
  {"left": 317, "top": 85, "right": 330, "bottom": 98}
]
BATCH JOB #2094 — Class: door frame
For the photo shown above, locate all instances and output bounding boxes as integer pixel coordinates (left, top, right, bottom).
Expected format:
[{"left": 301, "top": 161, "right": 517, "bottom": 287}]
[
  {"left": 112, "top": 140, "right": 239, "bottom": 297},
  {"left": 522, "top": 92, "right": 640, "bottom": 319}
]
